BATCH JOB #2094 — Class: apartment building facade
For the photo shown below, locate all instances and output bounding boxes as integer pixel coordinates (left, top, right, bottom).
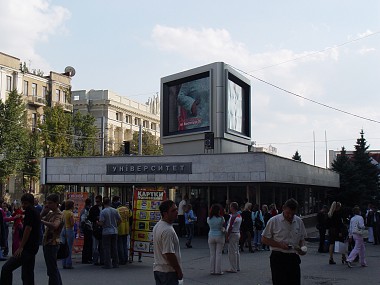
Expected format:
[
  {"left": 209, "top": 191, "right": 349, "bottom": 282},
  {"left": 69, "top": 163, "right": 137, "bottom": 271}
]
[
  {"left": 72, "top": 89, "right": 160, "bottom": 154},
  {"left": 0, "top": 51, "right": 73, "bottom": 198}
]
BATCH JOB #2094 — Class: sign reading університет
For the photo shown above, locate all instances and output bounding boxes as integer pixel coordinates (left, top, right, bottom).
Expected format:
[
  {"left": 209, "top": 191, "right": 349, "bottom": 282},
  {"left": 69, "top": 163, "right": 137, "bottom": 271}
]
[{"left": 106, "top": 163, "right": 192, "bottom": 175}]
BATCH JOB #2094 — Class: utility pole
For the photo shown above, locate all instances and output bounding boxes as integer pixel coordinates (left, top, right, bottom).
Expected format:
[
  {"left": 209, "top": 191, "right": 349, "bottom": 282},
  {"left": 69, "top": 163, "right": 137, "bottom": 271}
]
[
  {"left": 313, "top": 131, "right": 316, "bottom": 166},
  {"left": 138, "top": 124, "right": 142, "bottom": 155},
  {"left": 100, "top": 116, "right": 105, "bottom": 156}
]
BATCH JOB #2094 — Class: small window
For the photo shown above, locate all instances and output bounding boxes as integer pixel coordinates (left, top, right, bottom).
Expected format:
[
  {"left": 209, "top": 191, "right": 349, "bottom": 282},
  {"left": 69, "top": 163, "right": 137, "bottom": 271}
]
[
  {"left": 6, "top": 76, "right": 12, "bottom": 91},
  {"left": 151, "top": 123, "right": 156, "bottom": 130},
  {"left": 134, "top": 117, "right": 141, "bottom": 126},
  {"left": 32, "top": 83, "right": 37, "bottom": 97},
  {"left": 116, "top": 112, "right": 123, "bottom": 121},
  {"left": 24, "top": 81, "right": 29, "bottom": 96},
  {"left": 42, "top": 86, "right": 47, "bottom": 98},
  {"left": 56, "top": 89, "right": 61, "bottom": 102},
  {"left": 31, "top": 113, "right": 37, "bottom": 130}
]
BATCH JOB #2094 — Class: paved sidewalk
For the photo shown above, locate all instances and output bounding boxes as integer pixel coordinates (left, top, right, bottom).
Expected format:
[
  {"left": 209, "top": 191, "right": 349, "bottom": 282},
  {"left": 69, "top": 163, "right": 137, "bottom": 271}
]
[{"left": 1, "top": 236, "right": 380, "bottom": 285}]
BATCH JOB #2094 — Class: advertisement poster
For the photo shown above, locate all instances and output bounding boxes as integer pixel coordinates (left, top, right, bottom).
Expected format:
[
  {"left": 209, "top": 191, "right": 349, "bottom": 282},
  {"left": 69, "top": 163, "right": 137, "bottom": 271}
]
[
  {"left": 131, "top": 188, "right": 166, "bottom": 254},
  {"left": 65, "top": 192, "right": 89, "bottom": 253},
  {"left": 166, "top": 75, "right": 210, "bottom": 135}
]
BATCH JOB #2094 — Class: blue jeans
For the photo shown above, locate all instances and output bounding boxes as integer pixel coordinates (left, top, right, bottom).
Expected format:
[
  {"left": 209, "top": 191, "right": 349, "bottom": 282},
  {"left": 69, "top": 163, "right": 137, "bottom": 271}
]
[
  {"left": 154, "top": 271, "right": 179, "bottom": 285},
  {"left": 43, "top": 245, "right": 62, "bottom": 285},
  {"left": 92, "top": 236, "right": 103, "bottom": 264},
  {"left": 60, "top": 228, "right": 75, "bottom": 267},
  {"left": 117, "top": 235, "right": 129, "bottom": 264},
  {"left": 186, "top": 223, "right": 194, "bottom": 244}
]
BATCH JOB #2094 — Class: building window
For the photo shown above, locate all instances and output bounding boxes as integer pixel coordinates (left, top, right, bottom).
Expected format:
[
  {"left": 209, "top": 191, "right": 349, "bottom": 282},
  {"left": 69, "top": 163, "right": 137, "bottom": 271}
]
[
  {"left": 134, "top": 117, "right": 141, "bottom": 126},
  {"left": 126, "top": 115, "right": 132, "bottom": 124},
  {"left": 32, "top": 83, "right": 37, "bottom": 97},
  {"left": 116, "top": 112, "right": 123, "bottom": 121},
  {"left": 24, "top": 81, "right": 29, "bottom": 96},
  {"left": 151, "top": 123, "right": 156, "bottom": 130},
  {"left": 143, "top": 120, "right": 149, "bottom": 128},
  {"left": 6, "top": 76, "right": 12, "bottom": 91},
  {"left": 31, "top": 113, "right": 37, "bottom": 130},
  {"left": 56, "top": 89, "right": 61, "bottom": 102},
  {"left": 42, "top": 86, "right": 48, "bottom": 99}
]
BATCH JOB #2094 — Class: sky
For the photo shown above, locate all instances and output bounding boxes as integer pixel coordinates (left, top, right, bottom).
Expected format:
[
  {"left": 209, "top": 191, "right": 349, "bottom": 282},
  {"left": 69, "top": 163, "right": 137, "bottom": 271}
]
[{"left": 0, "top": 0, "right": 379, "bottom": 168}]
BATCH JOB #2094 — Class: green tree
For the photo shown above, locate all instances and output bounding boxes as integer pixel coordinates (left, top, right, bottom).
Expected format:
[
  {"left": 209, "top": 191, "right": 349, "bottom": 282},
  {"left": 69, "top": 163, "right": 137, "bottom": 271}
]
[
  {"left": 130, "top": 131, "right": 163, "bottom": 155},
  {"left": 292, "top": 150, "right": 302, "bottom": 161},
  {"left": 39, "top": 105, "right": 73, "bottom": 157},
  {"left": 23, "top": 129, "right": 43, "bottom": 191},
  {"left": 331, "top": 147, "right": 359, "bottom": 206},
  {"left": 0, "top": 90, "right": 29, "bottom": 187},
  {"left": 72, "top": 111, "right": 98, "bottom": 156},
  {"left": 352, "top": 130, "right": 379, "bottom": 206}
]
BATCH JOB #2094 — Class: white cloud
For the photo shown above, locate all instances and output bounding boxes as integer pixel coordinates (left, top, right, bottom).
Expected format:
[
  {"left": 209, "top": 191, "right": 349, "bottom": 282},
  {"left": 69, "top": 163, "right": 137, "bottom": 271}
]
[
  {"left": 358, "top": 30, "right": 374, "bottom": 38},
  {"left": 0, "top": 0, "right": 70, "bottom": 70},
  {"left": 358, "top": 47, "right": 376, "bottom": 55},
  {"left": 151, "top": 25, "right": 340, "bottom": 75}
]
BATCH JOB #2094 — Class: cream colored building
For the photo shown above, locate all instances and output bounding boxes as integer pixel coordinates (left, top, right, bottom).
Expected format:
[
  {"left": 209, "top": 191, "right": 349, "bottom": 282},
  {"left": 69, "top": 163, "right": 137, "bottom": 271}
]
[
  {"left": 0, "top": 51, "right": 73, "bottom": 198},
  {"left": 72, "top": 89, "right": 160, "bottom": 154}
]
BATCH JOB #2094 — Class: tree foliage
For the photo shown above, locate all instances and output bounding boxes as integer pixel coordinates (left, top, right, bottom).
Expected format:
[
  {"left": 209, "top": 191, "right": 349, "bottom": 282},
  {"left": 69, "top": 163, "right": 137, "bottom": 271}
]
[
  {"left": 72, "top": 111, "right": 98, "bottom": 156},
  {"left": 130, "top": 131, "right": 162, "bottom": 155},
  {"left": 292, "top": 150, "right": 302, "bottom": 161},
  {"left": 331, "top": 147, "right": 358, "bottom": 206},
  {"left": 22, "top": 129, "right": 43, "bottom": 190},
  {"left": 331, "top": 130, "right": 379, "bottom": 207},
  {"left": 352, "top": 130, "right": 379, "bottom": 206},
  {"left": 0, "top": 90, "right": 29, "bottom": 182},
  {"left": 39, "top": 105, "right": 73, "bottom": 157}
]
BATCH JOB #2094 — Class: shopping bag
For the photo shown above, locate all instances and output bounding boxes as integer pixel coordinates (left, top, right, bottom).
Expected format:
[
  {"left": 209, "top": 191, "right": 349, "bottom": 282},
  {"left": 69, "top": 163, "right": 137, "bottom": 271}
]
[{"left": 334, "top": 241, "right": 348, "bottom": 253}]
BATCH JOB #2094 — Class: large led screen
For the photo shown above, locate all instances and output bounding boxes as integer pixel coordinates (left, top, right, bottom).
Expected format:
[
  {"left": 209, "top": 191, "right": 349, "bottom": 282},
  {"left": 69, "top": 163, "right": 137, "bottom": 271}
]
[
  {"left": 163, "top": 72, "right": 210, "bottom": 136},
  {"left": 227, "top": 72, "right": 250, "bottom": 137}
]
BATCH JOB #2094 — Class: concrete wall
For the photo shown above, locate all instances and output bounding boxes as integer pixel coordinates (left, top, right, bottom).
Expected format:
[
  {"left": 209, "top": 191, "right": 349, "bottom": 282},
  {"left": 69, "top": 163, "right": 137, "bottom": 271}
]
[{"left": 43, "top": 152, "right": 340, "bottom": 188}]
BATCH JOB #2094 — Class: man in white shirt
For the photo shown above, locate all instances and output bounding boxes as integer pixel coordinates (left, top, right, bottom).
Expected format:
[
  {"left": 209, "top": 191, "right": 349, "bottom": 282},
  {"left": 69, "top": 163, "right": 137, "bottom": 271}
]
[
  {"left": 177, "top": 195, "right": 188, "bottom": 237},
  {"left": 153, "top": 200, "right": 183, "bottom": 285},
  {"left": 262, "top": 198, "right": 307, "bottom": 285}
]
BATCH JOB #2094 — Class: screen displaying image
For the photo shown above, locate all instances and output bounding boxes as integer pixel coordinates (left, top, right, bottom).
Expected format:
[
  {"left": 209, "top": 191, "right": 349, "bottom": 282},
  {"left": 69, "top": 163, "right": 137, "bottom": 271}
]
[
  {"left": 227, "top": 80, "right": 244, "bottom": 133},
  {"left": 163, "top": 72, "right": 210, "bottom": 136},
  {"left": 226, "top": 73, "right": 250, "bottom": 137}
]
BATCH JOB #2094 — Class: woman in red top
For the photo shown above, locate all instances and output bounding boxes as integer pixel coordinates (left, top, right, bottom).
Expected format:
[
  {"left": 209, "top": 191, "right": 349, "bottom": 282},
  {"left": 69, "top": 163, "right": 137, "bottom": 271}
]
[{"left": 12, "top": 200, "right": 24, "bottom": 254}]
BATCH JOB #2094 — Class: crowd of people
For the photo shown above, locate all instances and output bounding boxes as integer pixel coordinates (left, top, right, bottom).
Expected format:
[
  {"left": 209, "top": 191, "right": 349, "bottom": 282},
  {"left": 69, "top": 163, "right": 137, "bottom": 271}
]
[
  {"left": 316, "top": 201, "right": 373, "bottom": 268},
  {"left": 0, "top": 193, "right": 135, "bottom": 285},
  {"left": 0, "top": 192, "right": 375, "bottom": 285}
]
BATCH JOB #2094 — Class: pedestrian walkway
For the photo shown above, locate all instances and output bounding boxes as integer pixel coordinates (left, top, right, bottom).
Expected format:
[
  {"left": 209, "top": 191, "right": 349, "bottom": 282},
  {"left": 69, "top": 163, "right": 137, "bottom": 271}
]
[{"left": 2, "top": 235, "right": 380, "bottom": 285}]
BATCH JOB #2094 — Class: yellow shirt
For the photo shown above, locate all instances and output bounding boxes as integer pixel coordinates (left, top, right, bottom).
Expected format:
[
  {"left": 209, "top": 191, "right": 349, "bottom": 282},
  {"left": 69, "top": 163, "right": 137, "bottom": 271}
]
[
  {"left": 117, "top": 206, "right": 132, "bottom": 235},
  {"left": 63, "top": 210, "right": 74, "bottom": 229}
]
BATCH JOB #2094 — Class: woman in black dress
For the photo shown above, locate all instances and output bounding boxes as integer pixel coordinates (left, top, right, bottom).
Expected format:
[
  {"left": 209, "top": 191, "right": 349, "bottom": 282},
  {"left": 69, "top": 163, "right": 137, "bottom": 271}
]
[{"left": 328, "top": 202, "right": 348, "bottom": 264}]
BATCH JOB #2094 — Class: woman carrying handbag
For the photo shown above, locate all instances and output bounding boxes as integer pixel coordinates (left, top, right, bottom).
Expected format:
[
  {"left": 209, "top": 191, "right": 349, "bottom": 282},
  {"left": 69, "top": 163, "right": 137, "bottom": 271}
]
[{"left": 346, "top": 206, "right": 368, "bottom": 268}]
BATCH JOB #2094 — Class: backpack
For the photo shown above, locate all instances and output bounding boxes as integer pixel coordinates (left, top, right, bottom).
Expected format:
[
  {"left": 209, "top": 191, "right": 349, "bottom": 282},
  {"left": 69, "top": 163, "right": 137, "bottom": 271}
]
[{"left": 254, "top": 211, "right": 264, "bottom": 230}]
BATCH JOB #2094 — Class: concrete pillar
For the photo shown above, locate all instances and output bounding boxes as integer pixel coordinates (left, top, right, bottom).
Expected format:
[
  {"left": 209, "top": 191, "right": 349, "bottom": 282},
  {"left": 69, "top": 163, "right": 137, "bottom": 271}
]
[{"left": 256, "top": 184, "right": 261, "bottom": 205}]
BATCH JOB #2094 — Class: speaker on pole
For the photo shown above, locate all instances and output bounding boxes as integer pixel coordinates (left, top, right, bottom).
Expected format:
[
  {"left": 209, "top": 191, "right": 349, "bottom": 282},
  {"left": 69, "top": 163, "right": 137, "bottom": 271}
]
[{"left": 204, "top": 132, "right": 214, "bottom": 150}]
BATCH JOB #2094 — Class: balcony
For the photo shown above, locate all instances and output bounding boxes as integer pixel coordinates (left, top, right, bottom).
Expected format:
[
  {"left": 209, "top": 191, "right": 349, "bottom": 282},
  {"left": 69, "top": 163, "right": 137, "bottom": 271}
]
[
  {"left": 63, "top": 102, "right": 73, "bottom": 112},
  {"left": 51, "top": 101, "right": 73, "bottom": 112},
  {"left": 26, "top": 95, "right": 46, "bottom": 107}
]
